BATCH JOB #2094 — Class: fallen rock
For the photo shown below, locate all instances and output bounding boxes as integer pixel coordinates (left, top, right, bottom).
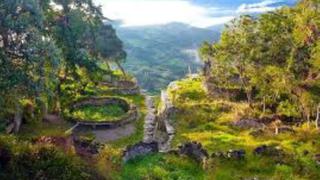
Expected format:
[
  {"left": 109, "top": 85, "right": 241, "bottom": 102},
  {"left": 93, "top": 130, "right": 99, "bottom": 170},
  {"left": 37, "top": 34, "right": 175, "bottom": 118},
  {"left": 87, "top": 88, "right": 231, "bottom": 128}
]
[
  {"left": 123, "top": 141, "right": 158, "bottom": 162},
  {"left": 178, "top": 142, "right": 208, "bottom": 163},
  {"left": 211, "top": 149, "right": 246, "bottom": 160},
  {"left": 254, "top": 145, "right": 285, "bottom": 158},
  {"left": 232, "top": 119, "right": 265, "bottom": 130},
  {"left": 226, "top": 149, "right": 246, "bottom": 160},
  {"left": 211, "top": 151, "right": 226, "bottom": 159}
]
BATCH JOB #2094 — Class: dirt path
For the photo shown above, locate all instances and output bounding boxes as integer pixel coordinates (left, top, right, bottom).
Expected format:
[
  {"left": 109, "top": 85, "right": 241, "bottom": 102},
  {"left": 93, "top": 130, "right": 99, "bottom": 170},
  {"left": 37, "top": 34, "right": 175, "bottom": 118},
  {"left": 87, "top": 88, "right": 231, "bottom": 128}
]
[{"left": 92, "top": 123, "right": 136, "bottom": 143}]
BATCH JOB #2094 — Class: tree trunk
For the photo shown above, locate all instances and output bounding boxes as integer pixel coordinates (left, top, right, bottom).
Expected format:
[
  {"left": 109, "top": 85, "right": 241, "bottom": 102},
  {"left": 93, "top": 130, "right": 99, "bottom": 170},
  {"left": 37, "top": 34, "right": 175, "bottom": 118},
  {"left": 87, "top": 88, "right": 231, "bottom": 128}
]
[
  {"left": 116, "top": 61, "right": 126, "bottom": 76},
  {"left": 262, "top": 96, "right": 266, "bottom": 115},
  {"left": 13, "top": 104, "right": 22, "bottom": 133},
  {"left": 316, "top": 104, "right": 320, "bottom": 129},
  {"left": 246, "top": 89, "right": 253, "bottom": 107}
]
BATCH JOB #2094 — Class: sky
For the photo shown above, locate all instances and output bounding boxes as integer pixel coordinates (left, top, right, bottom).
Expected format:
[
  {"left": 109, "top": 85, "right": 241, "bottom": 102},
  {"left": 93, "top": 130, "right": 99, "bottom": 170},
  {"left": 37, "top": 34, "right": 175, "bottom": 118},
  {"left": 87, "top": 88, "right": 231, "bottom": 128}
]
[{"left": 93, "top": 0, "right": 296, "bottom": 28}]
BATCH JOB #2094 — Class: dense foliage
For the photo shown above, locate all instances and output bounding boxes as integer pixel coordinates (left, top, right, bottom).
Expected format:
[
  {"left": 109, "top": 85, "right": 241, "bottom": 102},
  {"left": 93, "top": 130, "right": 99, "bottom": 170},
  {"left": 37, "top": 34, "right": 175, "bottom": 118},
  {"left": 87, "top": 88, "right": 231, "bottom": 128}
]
[
  {"left": 0, "top": 0, "right": 125, "bottom": 131},
  {"left": 0, "top": 136, "right": 92, "bottom": 180},
  {"left": 200, "top": 0, "right": 320, "bottom": 124}
]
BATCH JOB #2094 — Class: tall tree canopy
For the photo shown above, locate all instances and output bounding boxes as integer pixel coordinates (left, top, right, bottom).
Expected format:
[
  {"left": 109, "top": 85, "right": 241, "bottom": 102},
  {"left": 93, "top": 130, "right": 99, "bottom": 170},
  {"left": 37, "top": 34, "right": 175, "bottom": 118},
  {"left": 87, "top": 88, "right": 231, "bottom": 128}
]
[
  {"left": 0, "top": 0, "right": 126, "bottom": 131},
  {"left": 200, "top": 0, "right": 320, "bottom": 123}
]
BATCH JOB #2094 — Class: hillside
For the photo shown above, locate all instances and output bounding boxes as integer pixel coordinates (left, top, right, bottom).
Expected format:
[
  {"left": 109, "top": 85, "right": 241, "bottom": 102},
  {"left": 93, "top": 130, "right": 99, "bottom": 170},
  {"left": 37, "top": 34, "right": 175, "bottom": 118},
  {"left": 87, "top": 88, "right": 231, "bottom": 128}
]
[
  {"left": 117, "top": 23, "right": 220, "bottom": 93},
  {"left": 1, "top": 0, "right": 320, "bottom": 180}
]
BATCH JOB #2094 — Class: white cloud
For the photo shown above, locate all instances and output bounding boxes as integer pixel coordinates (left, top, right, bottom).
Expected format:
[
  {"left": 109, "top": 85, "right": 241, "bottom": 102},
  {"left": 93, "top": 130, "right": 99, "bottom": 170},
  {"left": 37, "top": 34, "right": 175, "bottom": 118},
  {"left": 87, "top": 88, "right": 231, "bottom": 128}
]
[
  {"left": 94, "top": 0, "right": 234, "bottom": 28},
  {"left": 237, "top": 0, "right": 282, "bottom": 13}
]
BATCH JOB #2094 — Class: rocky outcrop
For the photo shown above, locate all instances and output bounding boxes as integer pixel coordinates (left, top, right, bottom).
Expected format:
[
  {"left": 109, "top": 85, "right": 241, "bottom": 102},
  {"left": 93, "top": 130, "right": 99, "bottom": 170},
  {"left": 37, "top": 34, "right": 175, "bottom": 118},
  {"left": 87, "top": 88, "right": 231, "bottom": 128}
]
[
  {"left": 178, "top": 142, "right": 209, "bottom": 163},
  {"left": 122, "top": 141, "right": 158, "bottom": 162}
]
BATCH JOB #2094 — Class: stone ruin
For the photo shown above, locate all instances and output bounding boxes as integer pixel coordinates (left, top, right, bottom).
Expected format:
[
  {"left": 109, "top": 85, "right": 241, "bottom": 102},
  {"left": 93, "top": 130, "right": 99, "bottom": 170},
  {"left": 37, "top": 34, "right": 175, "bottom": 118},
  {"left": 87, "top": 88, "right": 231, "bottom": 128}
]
[
  {"left": 122, "top": 141, "right": 159, "bottom": 162},
  {"left": 68, "top": 97, "right": 138, "bottom": 128},
  {"left": 100, "top": 80, "right": 140, "bottom": 95}
]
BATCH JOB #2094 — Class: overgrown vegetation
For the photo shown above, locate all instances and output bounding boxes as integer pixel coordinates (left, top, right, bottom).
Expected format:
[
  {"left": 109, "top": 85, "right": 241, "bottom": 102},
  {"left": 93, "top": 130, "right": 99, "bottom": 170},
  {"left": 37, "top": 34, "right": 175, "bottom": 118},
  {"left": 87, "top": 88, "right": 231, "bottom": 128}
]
[
  {"left": 71, "top": 105, "right": 126, "bottom": 122},
  {"left": 1, "top": 0, "right": 320, "bottom": 179},
  {"left": 199, "top": 0, "right": 320, "bottom": 124}
]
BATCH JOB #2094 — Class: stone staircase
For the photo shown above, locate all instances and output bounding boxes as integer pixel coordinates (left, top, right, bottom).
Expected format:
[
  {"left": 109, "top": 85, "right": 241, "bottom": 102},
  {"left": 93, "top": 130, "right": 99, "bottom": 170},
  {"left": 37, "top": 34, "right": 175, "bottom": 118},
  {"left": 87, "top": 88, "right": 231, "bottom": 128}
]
[{"left": 143, "top": 96, "right": 157, "bottom": 143}]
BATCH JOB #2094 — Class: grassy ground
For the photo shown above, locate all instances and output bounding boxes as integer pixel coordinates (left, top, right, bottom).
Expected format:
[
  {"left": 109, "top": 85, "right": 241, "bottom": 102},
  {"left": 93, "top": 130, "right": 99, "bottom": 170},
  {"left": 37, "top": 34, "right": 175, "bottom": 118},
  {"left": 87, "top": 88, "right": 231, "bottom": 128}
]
[
  {"left": 168, "top": 76, "right": 320, "bottom": 179},
  {"left": 116, "top": 75, "right": 320, "bottom": 179},
  {"left": 18, "top": 120, "right": 73, "bottom": 140},
  {"left": 119, "top": 153, "right": 206, "bottom": 180},
  {"left": 71, "top": 104, "right": 126, "bottom": 122}
]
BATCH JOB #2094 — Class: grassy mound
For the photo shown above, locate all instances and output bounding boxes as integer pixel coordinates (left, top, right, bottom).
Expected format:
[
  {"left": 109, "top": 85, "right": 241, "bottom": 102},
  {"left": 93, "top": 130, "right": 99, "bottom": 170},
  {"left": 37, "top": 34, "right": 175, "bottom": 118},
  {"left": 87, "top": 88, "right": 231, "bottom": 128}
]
[{"left": 71, "top": 104, "right": 126, "bottom": 122}]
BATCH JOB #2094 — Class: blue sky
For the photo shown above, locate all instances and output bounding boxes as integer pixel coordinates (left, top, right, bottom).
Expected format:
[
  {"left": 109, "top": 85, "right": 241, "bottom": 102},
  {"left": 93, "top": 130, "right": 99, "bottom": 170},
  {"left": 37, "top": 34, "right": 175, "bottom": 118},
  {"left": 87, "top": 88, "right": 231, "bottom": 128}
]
[{"left": 93, "top": 0, "right": 296, "bottom": 28}]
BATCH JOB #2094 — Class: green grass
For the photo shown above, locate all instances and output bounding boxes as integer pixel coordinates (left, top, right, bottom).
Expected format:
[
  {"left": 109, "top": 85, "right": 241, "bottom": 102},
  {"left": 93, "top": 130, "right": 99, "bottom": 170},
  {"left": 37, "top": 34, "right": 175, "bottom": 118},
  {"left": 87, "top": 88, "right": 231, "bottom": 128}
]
[
  {"left": 18, "top": 121, "right": 73, "bottom": 140},
  {"left": 119, "top": 153, "right": 206, "bottom": 180},
  {"left": 71, "top": 104, "right": 126, "bottom": 122},
  {"left": 164, "top": 76, "right": 320, "bottom": 179}
]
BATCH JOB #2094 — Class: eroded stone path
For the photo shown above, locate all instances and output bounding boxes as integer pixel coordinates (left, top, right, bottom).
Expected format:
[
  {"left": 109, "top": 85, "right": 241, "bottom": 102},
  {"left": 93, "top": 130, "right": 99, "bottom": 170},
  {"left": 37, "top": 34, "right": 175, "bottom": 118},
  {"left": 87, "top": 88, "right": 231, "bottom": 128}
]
[{"left": 143, "top": 96, "right": 157, "bottom": 143}]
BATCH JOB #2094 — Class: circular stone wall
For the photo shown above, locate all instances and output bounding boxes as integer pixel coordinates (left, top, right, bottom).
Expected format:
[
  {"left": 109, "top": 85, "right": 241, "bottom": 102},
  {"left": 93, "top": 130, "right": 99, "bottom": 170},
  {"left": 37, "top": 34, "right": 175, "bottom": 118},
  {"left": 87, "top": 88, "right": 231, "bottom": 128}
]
[{"left": 69, "top": 97, "right": 138, "bottom": 127}]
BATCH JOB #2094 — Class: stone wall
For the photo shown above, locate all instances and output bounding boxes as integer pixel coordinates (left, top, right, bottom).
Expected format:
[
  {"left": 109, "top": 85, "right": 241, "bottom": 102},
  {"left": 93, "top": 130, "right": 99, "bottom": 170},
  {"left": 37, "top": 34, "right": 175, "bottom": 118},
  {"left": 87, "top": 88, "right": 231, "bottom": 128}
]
[
  {"left": 100, "top": 80, "right": 140, "bottom": 95},
  {"left": 122, "top": 141, "right": 159, "bottom": 162},
  {"left": 154, "top": 90, "right": 176, "bottom": 152},
  {"left": 69, "top": 97, "right": 138, "bottom": 128}
]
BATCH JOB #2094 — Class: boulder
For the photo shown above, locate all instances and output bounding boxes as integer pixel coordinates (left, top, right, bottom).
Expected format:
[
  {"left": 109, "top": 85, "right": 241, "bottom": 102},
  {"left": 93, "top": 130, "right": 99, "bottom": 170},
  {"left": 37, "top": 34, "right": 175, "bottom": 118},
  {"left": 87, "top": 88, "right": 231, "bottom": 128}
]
[
  {"left": 123, "top": 141, "right": 159, "bottom": 162},
  {"left": 178, "top": 142, "right": 208, "bottom": 163}
]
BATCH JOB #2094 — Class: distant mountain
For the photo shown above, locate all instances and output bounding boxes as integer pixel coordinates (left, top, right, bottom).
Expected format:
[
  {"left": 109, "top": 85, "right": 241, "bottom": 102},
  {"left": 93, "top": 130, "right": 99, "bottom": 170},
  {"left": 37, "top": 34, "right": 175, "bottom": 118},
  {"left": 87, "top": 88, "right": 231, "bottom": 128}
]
[
  {"left": 191, "top": 0, "right": 297, "bottom": 7},
  {"left": 116, "top": 23, "right": 220, "bottom": 93}
]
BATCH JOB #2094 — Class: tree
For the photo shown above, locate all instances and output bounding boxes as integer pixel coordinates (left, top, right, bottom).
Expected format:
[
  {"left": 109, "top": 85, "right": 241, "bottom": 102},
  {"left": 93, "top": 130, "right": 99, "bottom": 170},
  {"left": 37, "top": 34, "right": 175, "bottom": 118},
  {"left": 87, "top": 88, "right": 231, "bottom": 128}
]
[{"left": 0, "top": 0, "right": 61, "bottom": 132}]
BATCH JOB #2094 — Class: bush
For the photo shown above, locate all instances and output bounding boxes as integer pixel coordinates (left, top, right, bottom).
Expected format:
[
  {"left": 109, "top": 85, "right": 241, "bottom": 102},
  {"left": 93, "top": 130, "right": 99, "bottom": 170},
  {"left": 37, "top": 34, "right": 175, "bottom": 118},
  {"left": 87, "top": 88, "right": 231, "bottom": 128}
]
[{"left": 0, "top": 136, "right": 92, "bottom": 180}]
